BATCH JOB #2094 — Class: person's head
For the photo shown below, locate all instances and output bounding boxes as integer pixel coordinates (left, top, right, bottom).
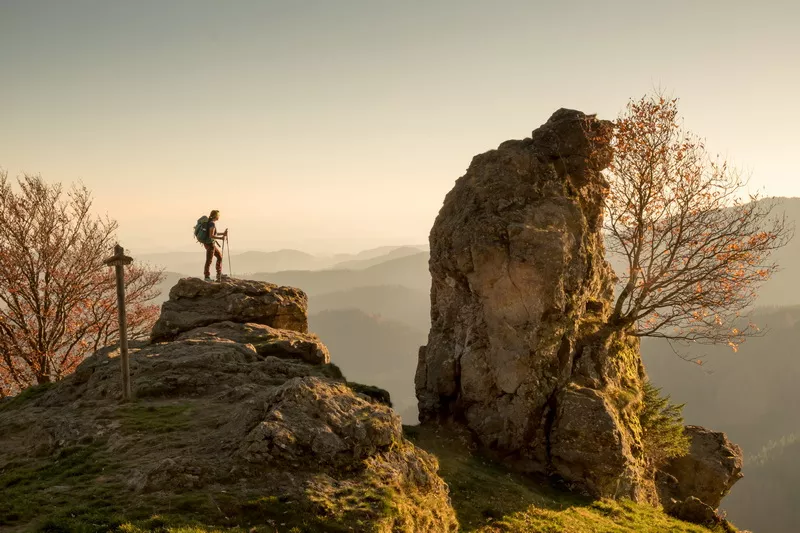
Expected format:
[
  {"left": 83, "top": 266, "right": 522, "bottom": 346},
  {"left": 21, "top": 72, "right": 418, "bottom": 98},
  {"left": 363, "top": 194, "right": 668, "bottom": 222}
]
[{"left": 209, "top": 209, "right": 220, "bottom": 221}]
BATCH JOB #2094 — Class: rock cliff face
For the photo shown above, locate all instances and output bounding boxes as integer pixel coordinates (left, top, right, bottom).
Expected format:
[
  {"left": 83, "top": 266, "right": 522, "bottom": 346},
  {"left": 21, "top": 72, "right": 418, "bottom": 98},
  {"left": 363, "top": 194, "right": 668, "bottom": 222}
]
[
  {"left": 416, "top": 108, "right": 648, "bottom": 499},
  {"left": 0, "top": 278, "right": 458, "bottom": 532},
  {"left": 415, "top": 108, "right": 743, "bottom": 513}
]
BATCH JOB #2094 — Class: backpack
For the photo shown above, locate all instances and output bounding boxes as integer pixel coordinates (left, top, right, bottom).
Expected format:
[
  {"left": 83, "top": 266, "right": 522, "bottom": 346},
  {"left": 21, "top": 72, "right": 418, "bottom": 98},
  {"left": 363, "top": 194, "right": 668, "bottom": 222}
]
[{"left": 194, "top": 215, "right": 211, "bottom": 244}]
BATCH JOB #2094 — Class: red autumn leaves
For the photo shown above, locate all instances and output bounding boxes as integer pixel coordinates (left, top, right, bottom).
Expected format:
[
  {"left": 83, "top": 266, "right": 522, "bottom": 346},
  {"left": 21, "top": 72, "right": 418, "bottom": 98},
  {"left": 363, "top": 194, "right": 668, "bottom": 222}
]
[
  {"left": 604, "top": 94, "right": 792, "bottom": 349},
  {"left": 0, "top": 173, "right": 164, "bottom": 397}
]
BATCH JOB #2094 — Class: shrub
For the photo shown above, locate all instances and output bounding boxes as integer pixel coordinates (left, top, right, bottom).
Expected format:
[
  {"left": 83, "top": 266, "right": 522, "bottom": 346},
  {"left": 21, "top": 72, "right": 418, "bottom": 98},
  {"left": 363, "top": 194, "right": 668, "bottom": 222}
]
[{"left": 640, "top": 380, "right": 690, "bottom": 470}]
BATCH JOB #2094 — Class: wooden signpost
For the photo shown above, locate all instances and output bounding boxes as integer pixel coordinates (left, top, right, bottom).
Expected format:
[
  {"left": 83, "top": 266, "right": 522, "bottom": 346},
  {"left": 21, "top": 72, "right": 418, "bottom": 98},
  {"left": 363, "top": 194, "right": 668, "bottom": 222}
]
[{"left": 104, "top": 244, "right": 134, "bottom": 401}]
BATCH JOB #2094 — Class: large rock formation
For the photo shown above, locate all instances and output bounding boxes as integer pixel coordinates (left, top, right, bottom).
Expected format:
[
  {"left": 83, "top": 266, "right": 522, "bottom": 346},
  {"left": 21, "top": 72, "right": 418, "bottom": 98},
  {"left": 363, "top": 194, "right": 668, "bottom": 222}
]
[
  {"left": 415, "top": 108, "right": 744, "bottom": 517},
  {"left": 176, "top": 320, "right": 330, "bottom": 365},
  {"left": 416, "top": 108, "right": 648, "bottom": 498},
  {"left": 0, "top": 278, "right": 458, "bottom": 532}
]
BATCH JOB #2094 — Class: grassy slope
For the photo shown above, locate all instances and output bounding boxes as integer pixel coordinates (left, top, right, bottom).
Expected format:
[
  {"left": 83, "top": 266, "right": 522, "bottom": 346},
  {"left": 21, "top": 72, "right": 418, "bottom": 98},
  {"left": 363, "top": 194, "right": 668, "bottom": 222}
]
[
  {"left": 0, "top": 391, "right": 400, "bottom": 533},
  {"left": 1, "top": 384, "right": 738, "bottom": 533},
  {"left": 405, "top": 425, "right": 738, "bottom": 533}
]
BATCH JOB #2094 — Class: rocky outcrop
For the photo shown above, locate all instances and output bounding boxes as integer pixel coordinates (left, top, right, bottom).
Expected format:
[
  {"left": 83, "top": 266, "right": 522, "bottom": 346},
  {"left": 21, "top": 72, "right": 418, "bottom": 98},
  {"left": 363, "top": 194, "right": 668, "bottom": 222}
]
[
  {"left": 1, "top": 277, "right": 458, "bottom": 532},
  {"left": 415, "top": 108, "right": 744, "bottom": 513},
  {"left": 658, "top": 425, "right": 744, "bottom": 518},
  {"left": 177, "top": 320, "right": 330, "bottom": 365},
  {"left": 151, "top": 277, "right": 309, "bottom": 342},
  {"left": 665, "top": 496, "right": 719, "bottom": 526},
  {"left": 240, "top": 376, "right": 400, "bottom": 466},
  {"left": 416, "top": 108, "right": 647, "bottom": 499},
  {"left": 548, "top": 383, "right": 643, "bottom": 498}
]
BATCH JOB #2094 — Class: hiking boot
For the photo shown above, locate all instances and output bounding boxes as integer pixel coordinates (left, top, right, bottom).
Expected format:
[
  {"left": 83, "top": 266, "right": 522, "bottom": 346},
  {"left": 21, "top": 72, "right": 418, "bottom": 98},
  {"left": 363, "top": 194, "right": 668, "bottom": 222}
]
[
  {"left": 216, "top": 273, "right": 223, "bottom": 282},
  {"left": 204, "top": 276, "right": 213, "bottom": 282}
]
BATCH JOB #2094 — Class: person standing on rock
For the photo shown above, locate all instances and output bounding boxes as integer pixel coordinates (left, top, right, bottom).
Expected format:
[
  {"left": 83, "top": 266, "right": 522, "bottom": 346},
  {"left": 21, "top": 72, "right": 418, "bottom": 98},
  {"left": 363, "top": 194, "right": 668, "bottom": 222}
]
[{"left": 202, "top": 209, "right": 227, "bottom": 282}]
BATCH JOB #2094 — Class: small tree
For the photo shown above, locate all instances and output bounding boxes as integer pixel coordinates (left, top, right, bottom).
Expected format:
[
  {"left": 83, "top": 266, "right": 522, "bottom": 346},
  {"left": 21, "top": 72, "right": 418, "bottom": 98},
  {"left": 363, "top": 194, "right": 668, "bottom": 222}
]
[
  {"left": 0, "top": 172, "right": 164, "bottom": 397},
  {"left": 640, "top": 380, "right": 690, "bottom": 471},
  {"left": 604, "top": 94, "right": 792, "bottom": 349}
]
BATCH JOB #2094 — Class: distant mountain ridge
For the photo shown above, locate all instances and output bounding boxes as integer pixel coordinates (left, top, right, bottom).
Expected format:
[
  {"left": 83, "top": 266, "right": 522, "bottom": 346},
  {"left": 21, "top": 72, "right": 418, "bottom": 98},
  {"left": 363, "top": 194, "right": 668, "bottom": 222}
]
[
  {"left": 251, "top": 252, "right": 430, "bottom": 296},
  {"left": 325, "top": 246, "right": 424, "bottom": 271},
  {"left": 309, "top": 308, "right": 427, "bottom": 423},
  {"left": 138, "top": 244, "right": 427, "bottom": 277},
  {"left": 309, "top": 285, "right": 430, "bottom": 332}
]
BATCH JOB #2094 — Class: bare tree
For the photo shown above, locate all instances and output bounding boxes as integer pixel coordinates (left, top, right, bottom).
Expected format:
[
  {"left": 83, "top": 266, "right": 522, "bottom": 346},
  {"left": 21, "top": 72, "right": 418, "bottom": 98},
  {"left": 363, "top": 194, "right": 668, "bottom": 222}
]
[
  {"left": 0, "top": 172, "right": 164, "bottom": 397},
  {"left": 604, "top": 94, "right": 792, "bottom": 349}
]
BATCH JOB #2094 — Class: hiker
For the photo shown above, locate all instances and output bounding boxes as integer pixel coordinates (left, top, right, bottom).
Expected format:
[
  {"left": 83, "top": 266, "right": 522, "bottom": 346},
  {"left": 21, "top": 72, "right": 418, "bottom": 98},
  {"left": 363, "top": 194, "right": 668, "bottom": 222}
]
[{"left": 199, "top": 209, "right": 227, "bottom": 281}]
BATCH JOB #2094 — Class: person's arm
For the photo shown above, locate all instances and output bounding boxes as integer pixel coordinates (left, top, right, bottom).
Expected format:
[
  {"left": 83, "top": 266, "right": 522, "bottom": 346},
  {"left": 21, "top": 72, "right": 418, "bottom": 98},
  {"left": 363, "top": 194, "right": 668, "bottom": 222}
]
[{"left": 209, "top": 226, "right": 228, "bottom": 241}]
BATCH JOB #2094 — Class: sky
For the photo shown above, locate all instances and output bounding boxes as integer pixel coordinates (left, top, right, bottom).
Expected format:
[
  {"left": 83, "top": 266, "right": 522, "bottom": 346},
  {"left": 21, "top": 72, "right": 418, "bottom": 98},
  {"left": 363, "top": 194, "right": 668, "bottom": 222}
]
[{"left": 1, "top": 0, "right": 798, "bottom": 254}]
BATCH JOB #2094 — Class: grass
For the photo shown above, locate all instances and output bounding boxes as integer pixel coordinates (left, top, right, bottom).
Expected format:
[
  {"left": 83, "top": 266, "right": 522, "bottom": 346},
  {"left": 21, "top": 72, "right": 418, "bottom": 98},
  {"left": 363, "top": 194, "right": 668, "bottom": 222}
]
[
  {"left": 405, "top": 424, "right": 737, "bottom": 533},
  {"left": 0, "top": 442, "right": 125, "bottom": 530},
  {"left": 114, "top": 403, "right": 194, "bottom": 434},
  {"left": 345, "top": 382, "right": 392, "bottom": 407},
  {"left": 0, "top": 445, "right": 359, "bottom": 533},
  {"left": 487, "top": 499, "right": 734, "bottom": 533},
  {"left": 111, "top": 491, "right": 361, "bottom": 533},
  {"left": 0, "top": 401, "right": 203, "bottom": 532},
  {"left": 0, "top": 382, "right": 57, "bottom": 412},
  {"left": 0, "top": 395, "right": 408, "bottom": 533}
]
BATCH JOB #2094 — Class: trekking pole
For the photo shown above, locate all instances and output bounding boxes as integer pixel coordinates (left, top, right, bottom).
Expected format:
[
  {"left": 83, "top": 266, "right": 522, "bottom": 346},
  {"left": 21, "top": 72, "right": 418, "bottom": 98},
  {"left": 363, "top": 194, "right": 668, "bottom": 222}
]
[
  {"left": 226, "top": 234, "right": 233, "bottom": 278},
  {"left": 220, "top": 234, "right": 226, "bottom": 265}
]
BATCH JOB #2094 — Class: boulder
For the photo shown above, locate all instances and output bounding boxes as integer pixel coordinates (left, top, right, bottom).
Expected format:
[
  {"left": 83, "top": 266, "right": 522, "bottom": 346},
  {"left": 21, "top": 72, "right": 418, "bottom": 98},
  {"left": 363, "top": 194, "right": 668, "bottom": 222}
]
[
  {"left": 415, "top": 108, "right": 652, "bottom": 499},
  {"left": 177, "top": 321, "right": 330, "bottom": 365},
  {"left": 239, "top": 377, "right": 400, "bottom": 466},
  {"left": 659, "top": 425, "right": 744, "bottom": 510},
  {"left": 664, "top": 496, "right": 718, "bottom": 525},
  {"left": 549, "top": 386, "right": 640, "bottom": 498},
  {"left": 151, "top": 277, "right": 308, "bottom": 342}
]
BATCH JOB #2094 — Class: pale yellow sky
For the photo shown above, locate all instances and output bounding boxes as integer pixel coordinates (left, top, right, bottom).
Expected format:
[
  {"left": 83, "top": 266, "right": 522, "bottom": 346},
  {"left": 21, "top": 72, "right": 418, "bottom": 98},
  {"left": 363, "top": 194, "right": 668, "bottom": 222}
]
[{"left": 1, "top": 0, "right": 798, "bottom": 253}]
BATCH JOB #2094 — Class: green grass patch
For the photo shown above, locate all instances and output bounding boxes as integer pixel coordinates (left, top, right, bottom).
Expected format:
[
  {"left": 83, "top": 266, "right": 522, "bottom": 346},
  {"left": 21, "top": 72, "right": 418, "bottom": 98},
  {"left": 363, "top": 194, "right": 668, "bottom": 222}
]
[
  {"left": 112, "top": 489, "right": 373, "bottom": 533},
  {"left": 0, "top": 442, "right": 126, "bottom": 531},
  {"left": 1, "top": 469, "right": 368, "bottom": 533},
  {"left": 405, "top": 424, "right": 734, "bottom": 533},
  {"left": 345, "top": 383, "right": 392, "bottom": 407},
  {"left": 0, "top": 448, "right": 396, "bottom": 533},
  {"left": 0, "top": 382, "right": 57, "bottom": 412},
  {"left": 490, "top": 498, "right": 735, "bottom": 533},
  {"left": 114, "top": 403, "right": 193, "bottom": 434}
]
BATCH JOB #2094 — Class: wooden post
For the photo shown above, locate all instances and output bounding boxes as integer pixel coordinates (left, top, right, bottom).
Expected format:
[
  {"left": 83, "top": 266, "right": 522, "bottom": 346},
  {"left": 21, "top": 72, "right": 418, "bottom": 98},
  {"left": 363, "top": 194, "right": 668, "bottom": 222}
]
[{"left": 104, "top": 244, "right": 134, "bottom": 401}]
